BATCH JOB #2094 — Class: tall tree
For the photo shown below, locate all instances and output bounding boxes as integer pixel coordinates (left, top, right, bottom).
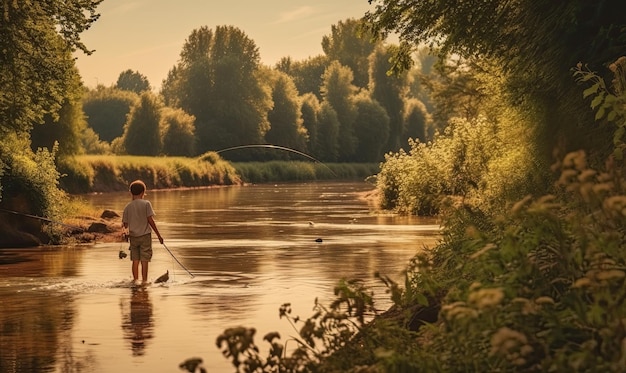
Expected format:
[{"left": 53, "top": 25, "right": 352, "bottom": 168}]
[
  {"left": 264, "top": 71, "right": 308, "bottom": 154},
  {"left": 363, "top": 0, "right": 626, "bottom": 162},
  {"left": 315, "top": 102, "right": 340, "bottom": 162},
  {"left": 320, "top": 61, "right": 358, "bottom": 161},
  {"left": 322, "top": 18, "right": 379, "bottom": 89},
  {"left": 116, "top": 69, "right": 151, "bottom": 93},
  {"left": 0, "top": 0, "right": 101, "bottom": 238},
  {"left": 161, "top": 25, "right": 271, "bottom": 155},
  {"left": 369, "top": 44, "right": 410, "bottom": 152},
  {"left": 121, "top": 92, "right": 162, "bottom": 156},
  {"left": 353, "top": 94, "right": 390, "bottom": 162},
  {"left": 0, "top": 0, "right": 101, "bottom": 135},
  {"left": 300, "top": 93, "right": 321, "bottom": 154}
]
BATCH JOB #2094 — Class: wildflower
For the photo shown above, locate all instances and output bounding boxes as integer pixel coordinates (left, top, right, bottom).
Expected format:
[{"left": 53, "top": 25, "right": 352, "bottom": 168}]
[
  {"left": 572, "top": 277, "right": 592, "bottom": 288},
  {"left": 441, "top": 301, "right": 478, "bottom": 320},
  {"left": 595, "top": 269, "right": 626, "bottom": 281},
  {"left": 535, "top": 296, "right": 555, "bottom": 305},
  {"left": 490, "top": 327, "right": 530, "bottom": 357},
  {"left": 468, "top": 287, "right": 504, "bottom": 309}
]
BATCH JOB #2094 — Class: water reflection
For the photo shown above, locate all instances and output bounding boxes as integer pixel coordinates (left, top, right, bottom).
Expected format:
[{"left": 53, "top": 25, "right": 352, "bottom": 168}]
[
  {"left": 0, "top": 181, "right": 440, "bottom": 373},
  {"left": 120, "top": 286, "right": 154, "bottom": 356}
]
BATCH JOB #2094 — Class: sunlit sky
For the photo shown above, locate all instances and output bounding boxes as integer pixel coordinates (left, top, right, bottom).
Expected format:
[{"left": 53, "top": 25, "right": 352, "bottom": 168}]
[{"left": 73, "top": 0, "right": 375, "bottom": 90}]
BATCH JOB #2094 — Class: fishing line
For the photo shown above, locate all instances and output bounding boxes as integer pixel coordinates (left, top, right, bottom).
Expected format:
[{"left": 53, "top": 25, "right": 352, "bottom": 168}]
[
  {"left": 161, "top": 242, "right": 194, "bottom": 278},
  {"left": 216, "top": 144, "right": 337, "bottom": 177}
]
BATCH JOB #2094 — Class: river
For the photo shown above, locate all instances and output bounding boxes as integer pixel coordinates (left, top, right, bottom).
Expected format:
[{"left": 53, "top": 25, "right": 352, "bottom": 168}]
[{"left": 0, "top": 181, "right": 440, "bottom": 372}]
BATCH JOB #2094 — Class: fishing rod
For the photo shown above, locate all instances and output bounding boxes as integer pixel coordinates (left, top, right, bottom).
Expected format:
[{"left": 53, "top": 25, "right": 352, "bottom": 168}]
[
  {"left": 161, "top": 242, "right": 195, "bottom": 278},
  {"left": 0, "top": 208, "right": 84, "bottom": 230},
  {"left": 216, "top": 144, "right": 338, "bottom": 177}
]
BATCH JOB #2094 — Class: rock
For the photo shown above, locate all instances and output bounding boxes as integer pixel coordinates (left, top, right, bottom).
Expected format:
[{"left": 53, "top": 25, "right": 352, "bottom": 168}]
[
  {"left": 100, "top": 210, "right": 120, "bottom": 219},
  {"left": 87, "top": 222, "right": 112, "bottom": 233}
]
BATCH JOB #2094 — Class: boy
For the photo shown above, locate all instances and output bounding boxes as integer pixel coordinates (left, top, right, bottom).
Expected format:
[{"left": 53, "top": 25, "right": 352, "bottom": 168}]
[{"left": 122, "top": 180, "right": 164, "bottom": 283}]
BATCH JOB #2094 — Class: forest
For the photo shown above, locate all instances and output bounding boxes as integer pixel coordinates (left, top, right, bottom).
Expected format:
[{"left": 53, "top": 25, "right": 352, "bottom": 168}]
[{"left": 2, "top": 0, "right": 626, "bottom": 371}]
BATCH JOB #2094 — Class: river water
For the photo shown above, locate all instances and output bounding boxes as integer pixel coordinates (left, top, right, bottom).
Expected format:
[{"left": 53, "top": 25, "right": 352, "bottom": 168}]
[{"left": 0, "top": 181, "right": 440, "bottom": 372}]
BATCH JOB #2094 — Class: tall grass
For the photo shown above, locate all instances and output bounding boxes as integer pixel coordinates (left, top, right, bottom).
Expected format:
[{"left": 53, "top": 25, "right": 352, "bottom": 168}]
[
  {"left": 233, "top": 161, "right": 380, "bottom": 183},
  {"left": 58, "top": 152, "right": 241, "bottom": 194}
]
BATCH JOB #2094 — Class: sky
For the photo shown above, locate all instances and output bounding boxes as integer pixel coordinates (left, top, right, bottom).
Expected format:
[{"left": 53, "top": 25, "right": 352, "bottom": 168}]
[{"left": 73, "top": 0, "right": 376, "bottom": 90}]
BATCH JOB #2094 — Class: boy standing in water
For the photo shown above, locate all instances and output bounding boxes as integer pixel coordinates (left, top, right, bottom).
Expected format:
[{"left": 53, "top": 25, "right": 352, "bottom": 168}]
[{"left": 122, "top": 180, "right": 164, "bottom": 283}]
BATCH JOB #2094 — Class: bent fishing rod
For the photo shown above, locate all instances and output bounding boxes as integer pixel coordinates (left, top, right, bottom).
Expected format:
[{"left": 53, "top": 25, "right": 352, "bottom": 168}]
[{"left": 216, "top": 144, "right": 338, "bottom": 177}]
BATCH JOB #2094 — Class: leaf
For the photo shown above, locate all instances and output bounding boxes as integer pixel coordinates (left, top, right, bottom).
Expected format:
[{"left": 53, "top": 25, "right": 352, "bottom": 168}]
[
  {"left": 590, "top": 92, "right": 605, "bottom": 109},
  {"left": 582, "top": 83, "right": 600, "bottom": 98},
  {"left": 595, "top": 107, "right": 606, "bottom": 121},
  {"left": 415, "top": 292, "right": 429, "bottom": 306},
  {"left": 607, "top": 110, "right": 617, "bottom": 122}
]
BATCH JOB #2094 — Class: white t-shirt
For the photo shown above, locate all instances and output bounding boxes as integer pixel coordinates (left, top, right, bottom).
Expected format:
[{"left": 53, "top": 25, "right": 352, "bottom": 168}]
[{"left": 122, "top": 199, "right": 155, "bottom": 237}]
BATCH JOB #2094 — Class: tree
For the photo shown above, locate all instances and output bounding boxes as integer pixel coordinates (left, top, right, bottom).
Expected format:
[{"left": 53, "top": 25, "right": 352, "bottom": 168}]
[
  {"left": 161, "top": 25, "right": 271, "bottom": 155},
  {"left": 300, "top": 93, "right": 321, "bottom": 154},
  {"left": 264, "top": 71, "right": 308, "bottom": 155},
  {"left": 116, "top": 69, "right": 151, "bottom": 93},
  {"left": 275, "top": 55, "right": 329, "bottom": 100},
  {"left": 121, "top": 92, "right": 163, "bottom": 155},
  {"left": 363, "top": 0, "right": 626, "bottom": 162},
  {"left": 0, "top": 0, "right": 101, "bottom": 135},
  {"left": 369, "top": 44, "right": 410, "bottom": 152},
  {"left": 315, "top": 102, "right": 340, "bottom": 162},
  {"left": 403, "top": 98, "right": 429, "bottom": 145},
  {"left": 321, "top": 61, "right": 358, "bottom": 161},
  {"left": 160, "top": 107, "right": 196, "bottom": 156},
  {"left": 0, "top": 0, "right": 101, "bottom": 241},
  {"left": 82, "top": 87, "right": 139, "bottom": 143},
  {"left": 353, "top": 94, "right": 390, "bottom": 162},
  {"left": 30, "top": 65, "right": 87, "bottom": 158},
  {"left": 322, "top": 18, "right": 379, "bottom": 89}
]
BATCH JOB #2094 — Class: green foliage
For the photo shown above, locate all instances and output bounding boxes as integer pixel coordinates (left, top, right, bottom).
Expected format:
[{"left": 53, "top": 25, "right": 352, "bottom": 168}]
[
  {"left": 276, "top": 55, "right": 329, "bottom": 99},
  {"left": 322, "top": 18, "right": 379, "bottom": 89},
  {"left": 82, "top": 86, "right": 139, "bottom": 142},
  {"left": 30, "top": 66, "right": 86, "bottom": 158},
  {"left": 0, "top": 135, "right": 68, "bottom": 241},
  {"left": 212, "top": 278, "right": 379, "bottom": 372},
  {"left": 573, "top": 57, "right": 626, "bottom": 161},
  {"left": 161, "top": 25, "right": 271, "bottom": 154},
  {"left": 264, "top": 70, "right": 308, "bottom": 155},
  {"left": 160, "top": 107, "right": 196, "bottom": 156},
  {"left": 321, "top": 61, "right": 358, "bottom": 161},
  {"left": 61, "top": 154, "right": 241, "bottom": 193},
  {"left": 315, "top": 103, "right": 340, "bottom": 162},
  {"left": 402, "top": 98, "right": 429, "bottom": 145},
  {"left": 232, "top": 162, "right": 379, "bottom": 184},
  {"left": 0, "top": 0, "right": 101, "bottom": 134},
  {"left": 116, "top": 69, "right": 151, "bottom": 93},
  {"left": 121, "top": 92, "right": 163, "bottom": 155},
  {"left": 300, "top": 93, "right": 321, "bottom": 155},
  {"left": 369, "top": 44, "right": 410, "bottom": 152},
  {"left": 353, "top": 93, "right": 390, "bottom": 162}
]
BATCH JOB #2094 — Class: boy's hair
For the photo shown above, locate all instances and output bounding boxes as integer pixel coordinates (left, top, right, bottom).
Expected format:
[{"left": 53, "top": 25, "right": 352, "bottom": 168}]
[{"left": 129, "top": 180, "right": 147, "bottom": 196}]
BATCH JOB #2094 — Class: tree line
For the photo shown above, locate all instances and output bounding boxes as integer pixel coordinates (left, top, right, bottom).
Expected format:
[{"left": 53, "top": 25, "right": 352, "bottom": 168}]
[{"left": 78, "top": 20, "right": 434, "bottom": 163}]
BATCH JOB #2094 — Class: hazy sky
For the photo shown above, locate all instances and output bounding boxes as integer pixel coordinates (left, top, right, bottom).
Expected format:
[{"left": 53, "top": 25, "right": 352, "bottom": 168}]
[{"left": 73, "top": 0, "right": 375, "bottom": 90}]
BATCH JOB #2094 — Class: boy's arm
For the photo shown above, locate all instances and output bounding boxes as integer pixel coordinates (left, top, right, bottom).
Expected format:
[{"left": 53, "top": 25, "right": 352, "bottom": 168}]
[{"left": 147, "top": 216, "right": 164, "bottom": 244}]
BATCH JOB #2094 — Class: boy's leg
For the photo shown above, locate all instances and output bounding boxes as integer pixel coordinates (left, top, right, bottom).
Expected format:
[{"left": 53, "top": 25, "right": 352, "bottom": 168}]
[
  {"left": 141, "top": 261, "right": 149, "bottom": 282},
  {"left": 132, "top": 260, "right": 140, "bottom": 281}
]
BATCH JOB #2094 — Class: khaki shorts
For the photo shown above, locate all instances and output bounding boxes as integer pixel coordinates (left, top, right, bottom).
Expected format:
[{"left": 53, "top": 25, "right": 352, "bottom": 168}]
[{"left": 129, "top": 233, "right": 153, "bottom": 262}]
